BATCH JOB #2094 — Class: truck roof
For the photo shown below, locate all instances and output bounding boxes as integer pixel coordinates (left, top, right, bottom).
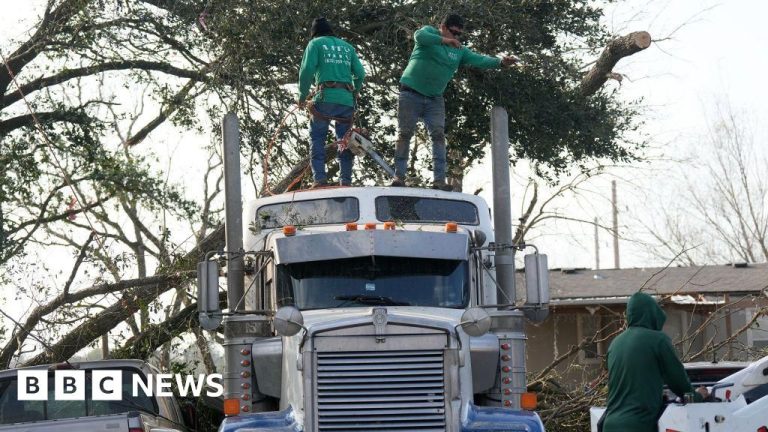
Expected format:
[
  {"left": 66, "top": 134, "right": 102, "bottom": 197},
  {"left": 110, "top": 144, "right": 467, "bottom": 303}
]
[{"left": 244, "top": 186, "right": 494, "bottom": 241}]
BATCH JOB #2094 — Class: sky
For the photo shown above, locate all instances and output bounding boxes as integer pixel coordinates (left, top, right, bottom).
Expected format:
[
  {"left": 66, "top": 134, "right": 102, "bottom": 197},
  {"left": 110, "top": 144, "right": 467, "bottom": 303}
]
[
  {"left": 2, "top": 0, "right": 767, "bottom": 273},
  {"left": 463, "top": 0, "right": 768, "bottom": 270}
]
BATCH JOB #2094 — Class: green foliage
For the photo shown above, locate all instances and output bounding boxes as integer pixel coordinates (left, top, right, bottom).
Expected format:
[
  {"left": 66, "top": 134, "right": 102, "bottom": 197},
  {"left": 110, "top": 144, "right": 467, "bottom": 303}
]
[{"left": 2, "top": 0, "right": 645, "bottom": 263}]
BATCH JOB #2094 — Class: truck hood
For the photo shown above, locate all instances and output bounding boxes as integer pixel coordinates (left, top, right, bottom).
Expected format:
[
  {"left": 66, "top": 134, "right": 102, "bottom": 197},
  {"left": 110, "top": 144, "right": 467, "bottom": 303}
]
[{"left": 302, "top": 306, "right": 465, "bottom": 332}]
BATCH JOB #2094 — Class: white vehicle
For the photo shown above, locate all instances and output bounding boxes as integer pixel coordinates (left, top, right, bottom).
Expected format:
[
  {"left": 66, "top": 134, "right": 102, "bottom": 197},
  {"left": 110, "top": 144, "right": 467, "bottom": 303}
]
[
  {"left": 0, "top": 360, "right": 190, "bottom": 432},
  {"left": 197, "top": 108, "right": 551, "bottom": 431},
  {"left": 590, "top": 354, "right": 768, "bottom": 432}
]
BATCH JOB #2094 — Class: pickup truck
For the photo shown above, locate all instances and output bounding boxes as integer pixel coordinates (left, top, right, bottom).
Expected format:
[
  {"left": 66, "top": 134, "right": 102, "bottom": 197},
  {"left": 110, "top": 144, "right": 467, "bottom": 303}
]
[{"left": 0, "top": 360, "right": 190, "bottom": 432}]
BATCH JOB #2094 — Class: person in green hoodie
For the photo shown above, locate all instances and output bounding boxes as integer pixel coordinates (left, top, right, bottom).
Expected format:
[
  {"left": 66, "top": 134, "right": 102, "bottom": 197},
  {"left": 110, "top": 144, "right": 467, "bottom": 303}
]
[
  {"left": 392, "top": 13, "right": 517, "bottom": 191},
  {"left": 298, "top": 17, "right": 365, "bottom": 188},
  {"left": 602, "top": 292, "right": 708, "bottom": 432}
]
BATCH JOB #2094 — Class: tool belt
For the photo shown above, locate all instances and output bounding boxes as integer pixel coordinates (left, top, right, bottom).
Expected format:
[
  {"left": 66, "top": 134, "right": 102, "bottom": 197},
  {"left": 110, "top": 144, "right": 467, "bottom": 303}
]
[
  {"left": 320, "top": 81, "right": 354, "bottom": 91},
  {"left": 308, "top": 103, "right": 354, "bottom": 124}
]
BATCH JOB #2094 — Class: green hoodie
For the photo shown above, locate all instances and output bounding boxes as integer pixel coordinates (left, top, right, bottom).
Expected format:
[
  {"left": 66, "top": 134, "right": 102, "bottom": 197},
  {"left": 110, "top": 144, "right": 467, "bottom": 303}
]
[
  {"left": 602, "top": 292, "right": 698, "bottom": 432},
  {"left": 399, "top": 26, "right": 502, "bottom": 97},
  {"left": 298, "top": 36, "right": 365, "bottom": 107}
]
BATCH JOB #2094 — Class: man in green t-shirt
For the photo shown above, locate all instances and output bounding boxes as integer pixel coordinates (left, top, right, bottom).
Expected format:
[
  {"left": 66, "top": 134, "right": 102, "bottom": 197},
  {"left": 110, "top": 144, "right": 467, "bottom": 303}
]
[
  {"left": 392, "top": 14, "right": 517, "bottom": 191},
  {"left": 298, "top": 18, "right": 365, "bottom": 187}
]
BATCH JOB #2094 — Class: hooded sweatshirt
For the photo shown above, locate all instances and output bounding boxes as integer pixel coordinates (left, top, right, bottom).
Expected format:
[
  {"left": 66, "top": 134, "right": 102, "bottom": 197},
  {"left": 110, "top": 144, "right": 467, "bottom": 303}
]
[{"left": 602, "top": 292, "right": 698, "bottom": 432}]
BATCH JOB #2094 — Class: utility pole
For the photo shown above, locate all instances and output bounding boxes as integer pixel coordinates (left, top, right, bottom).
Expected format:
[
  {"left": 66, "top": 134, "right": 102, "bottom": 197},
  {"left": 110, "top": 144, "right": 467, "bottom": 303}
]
[
  {"left": 612, "top": 180, "right": 620, "bottom": 269},
  {"left": 101, "top": 334, "right": 109, "bottom": 359},
  {"left": 594, "top": 217, "right": 600, "bottom": 270}
]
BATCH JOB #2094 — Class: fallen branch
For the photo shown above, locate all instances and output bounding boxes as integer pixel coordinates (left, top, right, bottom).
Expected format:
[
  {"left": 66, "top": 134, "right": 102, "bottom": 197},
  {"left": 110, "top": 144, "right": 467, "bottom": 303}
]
[{"left": 580, "top": 31, "right": 651, "bottom": 96}]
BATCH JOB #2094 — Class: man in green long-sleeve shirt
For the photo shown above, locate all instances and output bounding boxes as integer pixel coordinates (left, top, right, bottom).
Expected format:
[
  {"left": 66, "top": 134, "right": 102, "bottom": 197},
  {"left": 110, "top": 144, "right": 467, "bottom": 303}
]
[
  {"left": 392, "top": 13, "right": 517, "bottom": 191},
  {"left": 298, "top": 17, "right": 365, "bottom": 187},
  {"left": 602, "top": 292, "right": 708, "bottom": 432}
]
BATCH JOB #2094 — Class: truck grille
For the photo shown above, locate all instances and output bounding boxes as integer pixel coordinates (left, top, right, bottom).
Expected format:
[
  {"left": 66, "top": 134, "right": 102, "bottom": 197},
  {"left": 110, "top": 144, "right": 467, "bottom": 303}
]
[{"left": 315, "top": 350, "right": 447, "bottom": 431}]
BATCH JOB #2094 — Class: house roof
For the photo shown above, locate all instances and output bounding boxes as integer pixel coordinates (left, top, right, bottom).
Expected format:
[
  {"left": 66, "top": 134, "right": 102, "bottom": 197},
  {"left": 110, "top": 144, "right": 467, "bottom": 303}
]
[{"left": 525, "top": 263, "right": 768, "bottom": 301}]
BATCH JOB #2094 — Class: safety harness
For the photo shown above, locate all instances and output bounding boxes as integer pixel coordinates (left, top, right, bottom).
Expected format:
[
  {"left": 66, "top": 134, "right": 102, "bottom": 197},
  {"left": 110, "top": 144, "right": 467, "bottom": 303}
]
[{"left": 308, "top": 81, "right": 356, "bottom": 124}]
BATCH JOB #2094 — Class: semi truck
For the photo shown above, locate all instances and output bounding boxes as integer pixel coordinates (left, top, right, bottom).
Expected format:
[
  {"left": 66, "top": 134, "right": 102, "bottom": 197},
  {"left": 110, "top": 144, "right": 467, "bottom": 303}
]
[{"left": 197, "top": 107, "right": 550, "bottom": 431}]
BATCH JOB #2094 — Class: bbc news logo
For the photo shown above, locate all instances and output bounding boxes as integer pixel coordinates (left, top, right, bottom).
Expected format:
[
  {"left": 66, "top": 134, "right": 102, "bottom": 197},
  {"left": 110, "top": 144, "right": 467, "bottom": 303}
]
[{"left": 17, "top": 370, "right": 224, "bottom": 401}]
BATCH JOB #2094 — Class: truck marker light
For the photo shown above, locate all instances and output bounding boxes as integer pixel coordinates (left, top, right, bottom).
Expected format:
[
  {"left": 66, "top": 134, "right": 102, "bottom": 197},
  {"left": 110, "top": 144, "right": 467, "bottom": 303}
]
[
  {"left": 241, "top": 360, "right": 251, "bottom": 367},
  {"left": 504, "top": 389, "right": 511, "bottom": 395},
  {"left": 223, "top": 398, "right": 240, "bottom": 416},
  {"left": 383, "top": 221, "right": 396, "bottom": 230},
  {"left": 241, "top": 383, "right": 251, "bottom": 389},
  {"left": 502, "top": 366, "right": 511, "bottom": 373},
  {"left": 283, "top": 225, "right": 296, "bottom": 236},
  {"left": 504, "top": 400, "right": 512, "bottom": 407},
  {"left": 445, "top": 222, "right": 458, "bottom": 233},
  {"left": 502, "top": 377, "right": 511, "bottom": 384},
  {"left": 521, "top": 392, "right": 537, "bottom": 410},
  {"left": 242, "top": 405, "right": 250, "bottom": 412},
  {"left": 665, "top": 429, "right": 682, "bottom": 432},
  {"left": 758, "top": 427, "right": 768, "bottom": 432},
  {"left": 501, "top": 343, "right": 511, "bottom": 350},
  {"left": 240, "top": 348, "right": 251, "bottom": 356},
  {"left": 364, "top": 222, "right": 377, "bottom": 230},
  {"left": 240, "top": 371, "right": 251, "bottom": 378},
  {"left": 241, "top": 393, "right": 250, "bottom": 401},
  {"left": 501, "top": 355, "right": 511, "bottom": 361},
  {"left": 346, "top": 222, "right": 358, "bottom": 231}
]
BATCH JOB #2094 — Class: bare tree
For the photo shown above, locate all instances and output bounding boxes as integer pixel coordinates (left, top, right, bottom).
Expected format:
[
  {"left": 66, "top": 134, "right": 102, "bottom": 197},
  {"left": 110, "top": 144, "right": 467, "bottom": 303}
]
[{"left": 643, "top": 103, "right": 768, "bottom": 265}]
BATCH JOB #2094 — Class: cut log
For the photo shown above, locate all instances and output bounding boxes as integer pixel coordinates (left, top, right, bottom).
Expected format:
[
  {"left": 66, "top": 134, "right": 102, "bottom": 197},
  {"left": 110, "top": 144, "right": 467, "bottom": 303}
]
[{"left": 580, "top": 31, "right": 651, "bottom": 96}]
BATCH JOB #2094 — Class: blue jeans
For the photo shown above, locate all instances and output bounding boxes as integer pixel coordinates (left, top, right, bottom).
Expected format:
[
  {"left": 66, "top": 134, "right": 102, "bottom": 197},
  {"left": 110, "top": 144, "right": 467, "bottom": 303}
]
[
  {"left": 394, "top": 89, "right": 446, "bottom": 182},
  {"left": 310, "top": 102, "right": 354, "bottom": 184}
]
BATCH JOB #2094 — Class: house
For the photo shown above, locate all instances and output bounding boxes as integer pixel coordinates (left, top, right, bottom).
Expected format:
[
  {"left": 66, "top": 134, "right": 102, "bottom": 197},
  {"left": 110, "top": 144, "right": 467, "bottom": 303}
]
[{"left": 522, "top": 263, "right": 768, "bottom": 386}]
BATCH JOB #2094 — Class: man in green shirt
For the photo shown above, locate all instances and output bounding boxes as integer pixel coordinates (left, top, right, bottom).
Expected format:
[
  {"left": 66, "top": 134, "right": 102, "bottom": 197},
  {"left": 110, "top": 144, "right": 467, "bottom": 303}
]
[
  {"left": 392, "top": 14, "right": 517, "bottom": 191},
  {"left": 602, "top": 292, "right": 708, "bottom": 432},
  {"left": 298, "top": 17, "right": 365, "bottom": 187}
]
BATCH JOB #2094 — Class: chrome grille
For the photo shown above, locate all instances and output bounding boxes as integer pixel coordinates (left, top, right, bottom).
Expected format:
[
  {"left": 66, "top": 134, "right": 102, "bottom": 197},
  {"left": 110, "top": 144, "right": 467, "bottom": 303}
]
[{"left": 315, "top": 350, "right": 446, "bottom": 431}]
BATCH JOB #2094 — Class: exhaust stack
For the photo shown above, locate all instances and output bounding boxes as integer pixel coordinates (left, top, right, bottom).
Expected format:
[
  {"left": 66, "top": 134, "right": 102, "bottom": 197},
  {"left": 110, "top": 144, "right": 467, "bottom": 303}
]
[
  {"left": 220, "top": 113, "right": 268, "bottom": 412},
  {"left": 490, "top": 106, "right": 516, "bottom": 304},
  {"left": 222, "top": 112, "right": 245, "bottom": 311}
]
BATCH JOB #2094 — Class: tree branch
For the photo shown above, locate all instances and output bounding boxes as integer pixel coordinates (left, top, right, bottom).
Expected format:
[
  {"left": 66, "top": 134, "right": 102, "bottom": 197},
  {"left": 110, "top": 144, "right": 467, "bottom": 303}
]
[{"left": 580, "top": 31, "right": 651, "bottom": 96}]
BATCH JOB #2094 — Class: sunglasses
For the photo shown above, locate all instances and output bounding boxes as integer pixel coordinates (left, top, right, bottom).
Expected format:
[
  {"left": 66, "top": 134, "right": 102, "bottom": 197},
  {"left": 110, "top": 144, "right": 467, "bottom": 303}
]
[{"left": 448, "top": 27, "right": 463, "bottom": 37}]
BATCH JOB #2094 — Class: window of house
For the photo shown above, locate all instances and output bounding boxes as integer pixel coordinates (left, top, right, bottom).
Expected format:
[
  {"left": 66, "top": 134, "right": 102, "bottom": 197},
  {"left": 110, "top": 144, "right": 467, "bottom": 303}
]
[
  {"left": 747, "top": 308, "right": 768, "bottom": 351},
  {"left": 578, "top": 314, "right": 603, "bottom": 364},
  {"left": 577, "top": 311, "right": 621, "bottom": 365}
]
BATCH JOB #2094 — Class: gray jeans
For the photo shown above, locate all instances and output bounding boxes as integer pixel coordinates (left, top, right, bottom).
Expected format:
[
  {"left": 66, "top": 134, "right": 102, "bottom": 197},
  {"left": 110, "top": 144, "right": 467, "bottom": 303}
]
[{"left": 394, "top": 89, "right": 446, "bottom": 182}]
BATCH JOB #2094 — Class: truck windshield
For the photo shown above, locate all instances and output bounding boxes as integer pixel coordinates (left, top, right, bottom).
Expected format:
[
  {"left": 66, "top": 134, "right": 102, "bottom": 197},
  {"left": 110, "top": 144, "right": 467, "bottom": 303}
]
[
  {"left": 256, "top": 197, "right": 359, "bottom": 229},
  {"left": 0, "top": 368, "right": 158, "bottom": 425},
  {"left": 375, "top": 196, "right": 479, "bottom": 225},
  {"left": 276, "top": 256, "right": 469, "bottom": 310}
]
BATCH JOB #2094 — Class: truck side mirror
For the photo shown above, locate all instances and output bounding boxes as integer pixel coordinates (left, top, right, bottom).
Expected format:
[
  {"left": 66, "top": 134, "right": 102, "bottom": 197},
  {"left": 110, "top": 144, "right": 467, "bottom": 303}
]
[
  {"left": 460, "top": 307, "right": 491, "bottom": 337},
  {"left": 524, "top": 253, "right": 550, "bottom": 322},
  {"left": 274, "top": 306, "right": 305, "bottom": 337},
  {"left": 197, "top": 260, "right": 223, "bottom": 330}
]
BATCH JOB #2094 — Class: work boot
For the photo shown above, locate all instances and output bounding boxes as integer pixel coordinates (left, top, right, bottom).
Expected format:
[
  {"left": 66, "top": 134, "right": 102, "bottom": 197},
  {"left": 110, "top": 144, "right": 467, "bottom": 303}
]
[
  {"left": 390, "top": 177, "right": 406, "bottom": 187},
  {"left": 431, "top": 180, "right": 453, "bottom": 192},
  {"left": 339, "top": 180, "right": 352, "bottom": 187},
  {"left": 309, "top": 180, "right": 328, "bottom": 189}
]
